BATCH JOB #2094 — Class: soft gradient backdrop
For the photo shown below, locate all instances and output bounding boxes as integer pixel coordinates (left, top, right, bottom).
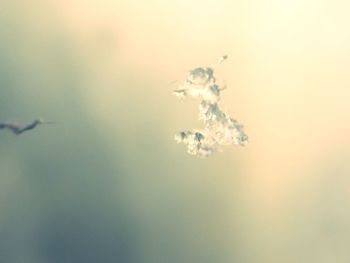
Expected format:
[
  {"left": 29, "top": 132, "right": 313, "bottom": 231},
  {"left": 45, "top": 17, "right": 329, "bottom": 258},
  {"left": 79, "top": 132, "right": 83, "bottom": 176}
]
[{"left": 0, "top": 0, "right": 349, "bottom": 262}]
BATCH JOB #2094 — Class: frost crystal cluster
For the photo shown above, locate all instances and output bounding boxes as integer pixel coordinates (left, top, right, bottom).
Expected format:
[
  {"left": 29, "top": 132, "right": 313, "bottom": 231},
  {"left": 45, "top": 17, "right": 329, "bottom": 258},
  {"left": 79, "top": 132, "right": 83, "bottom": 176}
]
[{"left": 174, "top": 56, "right": 248, "bottom": 157}]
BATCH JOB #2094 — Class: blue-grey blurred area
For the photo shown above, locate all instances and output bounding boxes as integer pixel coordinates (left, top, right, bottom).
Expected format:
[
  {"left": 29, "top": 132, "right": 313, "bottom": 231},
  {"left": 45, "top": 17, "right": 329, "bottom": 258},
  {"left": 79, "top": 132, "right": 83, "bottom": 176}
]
[
  {"left": 0, "top": 1, "right": 243, "bottom": 263},
  {"left": 1, "top": 0, "right": 350, "bottom": 263},
  {"left": 0, "top": 2, "right": 136, "bottom": 263}
]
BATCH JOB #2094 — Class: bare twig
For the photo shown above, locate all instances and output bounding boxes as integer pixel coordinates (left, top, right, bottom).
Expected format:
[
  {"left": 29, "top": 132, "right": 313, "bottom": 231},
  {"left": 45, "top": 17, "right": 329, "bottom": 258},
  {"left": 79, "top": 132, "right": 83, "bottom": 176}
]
[{"left": 0, "top": 119, "right": 53, "bottom": 135}]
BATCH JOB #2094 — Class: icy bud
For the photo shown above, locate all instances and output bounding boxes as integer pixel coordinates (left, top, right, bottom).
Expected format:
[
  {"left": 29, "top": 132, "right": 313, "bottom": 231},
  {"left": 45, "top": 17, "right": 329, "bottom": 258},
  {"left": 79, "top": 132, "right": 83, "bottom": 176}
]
[{"left": 173, "top": 56, "right": 248, "bottom": 157}]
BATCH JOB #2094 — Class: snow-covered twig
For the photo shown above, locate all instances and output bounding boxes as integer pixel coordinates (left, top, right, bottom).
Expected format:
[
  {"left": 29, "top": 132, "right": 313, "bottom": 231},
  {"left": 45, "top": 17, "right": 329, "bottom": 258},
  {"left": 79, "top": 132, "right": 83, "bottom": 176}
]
[{"left": 174, "top": 56, "right": 248, "bottom": 157}]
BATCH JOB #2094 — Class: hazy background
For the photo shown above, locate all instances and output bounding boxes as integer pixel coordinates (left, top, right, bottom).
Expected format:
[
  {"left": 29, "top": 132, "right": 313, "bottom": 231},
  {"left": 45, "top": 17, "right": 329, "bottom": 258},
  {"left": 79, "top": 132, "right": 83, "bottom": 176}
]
[{"left": 0, "top": 0, "right": 349, "bottom": 262}]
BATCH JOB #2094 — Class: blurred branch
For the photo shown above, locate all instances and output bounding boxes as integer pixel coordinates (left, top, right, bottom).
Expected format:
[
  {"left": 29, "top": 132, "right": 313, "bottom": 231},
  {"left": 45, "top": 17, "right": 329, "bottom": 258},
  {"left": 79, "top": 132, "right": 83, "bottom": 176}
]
[{"left": 0, "top": 119, "right": 53, "bottom": 135}]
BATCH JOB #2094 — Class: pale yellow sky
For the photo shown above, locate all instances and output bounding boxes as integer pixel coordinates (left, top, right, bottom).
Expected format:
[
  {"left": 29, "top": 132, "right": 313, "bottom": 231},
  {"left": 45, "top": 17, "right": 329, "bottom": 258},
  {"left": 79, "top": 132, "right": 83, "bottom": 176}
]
[{"left": 57, "top": 0, "right": 350, "bottom": 177}]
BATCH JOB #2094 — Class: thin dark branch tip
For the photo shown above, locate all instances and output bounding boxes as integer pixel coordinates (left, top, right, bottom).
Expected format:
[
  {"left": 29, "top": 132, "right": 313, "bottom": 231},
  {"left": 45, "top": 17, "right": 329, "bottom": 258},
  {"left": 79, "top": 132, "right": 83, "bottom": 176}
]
[{"left": 0, "top": 119, "right": 53, "bottom": 135}]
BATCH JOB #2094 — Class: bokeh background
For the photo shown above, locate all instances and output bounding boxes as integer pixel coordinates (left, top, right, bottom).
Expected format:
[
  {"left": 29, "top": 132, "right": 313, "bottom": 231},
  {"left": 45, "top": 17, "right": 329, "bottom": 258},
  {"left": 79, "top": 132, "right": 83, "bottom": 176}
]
[{"left": 0, "top": 0, "right": 349, "bottom": 262}]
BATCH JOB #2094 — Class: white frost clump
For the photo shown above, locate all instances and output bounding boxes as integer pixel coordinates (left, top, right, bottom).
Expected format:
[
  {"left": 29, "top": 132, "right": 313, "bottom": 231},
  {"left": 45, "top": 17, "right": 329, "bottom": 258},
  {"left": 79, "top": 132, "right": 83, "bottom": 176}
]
[{"left": 174, "top": 56, "right": 248, "bottom": 157}]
